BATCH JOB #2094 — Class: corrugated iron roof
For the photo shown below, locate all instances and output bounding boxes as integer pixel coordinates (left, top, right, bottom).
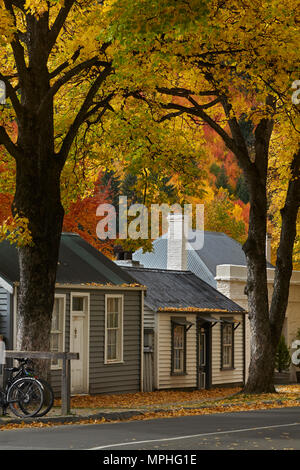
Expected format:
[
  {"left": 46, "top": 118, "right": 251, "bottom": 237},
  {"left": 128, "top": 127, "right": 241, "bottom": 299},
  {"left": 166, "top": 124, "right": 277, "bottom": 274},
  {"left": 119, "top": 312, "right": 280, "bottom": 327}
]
[
  {"left": 133, "top": 230, "right": 274, "bottom": 287},
  {"left": 125, "top": 267, "right": 246, "bottom": 313},
  {"left": 0, "top": 233, "right": 137, "bottom": 287}
]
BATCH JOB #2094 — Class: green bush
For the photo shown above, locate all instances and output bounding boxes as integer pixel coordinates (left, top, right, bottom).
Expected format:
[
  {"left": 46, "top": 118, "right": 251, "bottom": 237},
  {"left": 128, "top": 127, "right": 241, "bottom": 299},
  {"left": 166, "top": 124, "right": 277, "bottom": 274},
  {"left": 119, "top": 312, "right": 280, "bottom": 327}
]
[{"left": 275, "top": 335, "right": 291, "bottom": 373}]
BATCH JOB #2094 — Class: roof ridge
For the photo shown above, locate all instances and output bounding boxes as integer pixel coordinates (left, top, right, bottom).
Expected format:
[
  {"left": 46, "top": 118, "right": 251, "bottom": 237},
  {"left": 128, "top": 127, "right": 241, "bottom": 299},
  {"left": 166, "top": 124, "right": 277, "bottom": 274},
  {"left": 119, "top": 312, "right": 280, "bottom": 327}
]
[{"left": 126, "top": 267, "right": 195, "bottom": 274}]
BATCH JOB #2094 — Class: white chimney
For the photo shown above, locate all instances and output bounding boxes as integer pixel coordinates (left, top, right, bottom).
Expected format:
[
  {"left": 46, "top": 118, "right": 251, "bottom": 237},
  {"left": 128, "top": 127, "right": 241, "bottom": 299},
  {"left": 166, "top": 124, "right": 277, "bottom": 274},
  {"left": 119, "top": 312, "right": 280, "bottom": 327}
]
[
  {"left": 266, "top": 233, "right": 271, "bottom": 263},
  {"left": 167, "top": 213, "right": 188, "bottom": 271}
]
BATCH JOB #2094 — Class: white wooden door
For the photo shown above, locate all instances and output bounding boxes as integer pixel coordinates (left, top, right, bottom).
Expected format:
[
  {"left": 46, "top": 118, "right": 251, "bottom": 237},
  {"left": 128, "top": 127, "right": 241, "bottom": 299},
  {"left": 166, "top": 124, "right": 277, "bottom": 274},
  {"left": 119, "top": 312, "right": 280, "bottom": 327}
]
[{"left": 70, "top": 314, "right": 87, "bottom": 394}]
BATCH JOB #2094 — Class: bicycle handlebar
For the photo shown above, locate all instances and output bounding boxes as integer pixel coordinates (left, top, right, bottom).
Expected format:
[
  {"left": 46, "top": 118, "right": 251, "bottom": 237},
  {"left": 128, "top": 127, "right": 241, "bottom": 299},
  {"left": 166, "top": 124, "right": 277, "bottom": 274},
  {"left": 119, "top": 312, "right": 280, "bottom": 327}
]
[{"left": 14, "top": 358, "right": 34, "bottom": 365}]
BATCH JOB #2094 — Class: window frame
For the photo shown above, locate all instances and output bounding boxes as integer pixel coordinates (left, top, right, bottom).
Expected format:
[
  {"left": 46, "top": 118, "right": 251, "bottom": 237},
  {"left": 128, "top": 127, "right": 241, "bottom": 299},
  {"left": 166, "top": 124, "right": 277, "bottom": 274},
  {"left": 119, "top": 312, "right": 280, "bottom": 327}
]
[
  {"left": 220, "top": 319, "right": 235, "bottom": 370},
  {"left": 104, "top": 294, "right": 124, "bottom": 364},
  {"left": 50, "top": 294, "right": 66, "bottom": 370},
  {"left": 171, "top": 317, "right": 187, "bottom": 376}
]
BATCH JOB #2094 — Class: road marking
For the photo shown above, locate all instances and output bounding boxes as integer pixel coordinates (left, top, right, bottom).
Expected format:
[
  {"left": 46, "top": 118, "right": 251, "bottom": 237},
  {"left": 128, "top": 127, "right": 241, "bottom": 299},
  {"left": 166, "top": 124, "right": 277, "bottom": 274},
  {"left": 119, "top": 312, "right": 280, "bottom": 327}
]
[{"left": 88, "top": 422, "right": 300, "bottom": 449}]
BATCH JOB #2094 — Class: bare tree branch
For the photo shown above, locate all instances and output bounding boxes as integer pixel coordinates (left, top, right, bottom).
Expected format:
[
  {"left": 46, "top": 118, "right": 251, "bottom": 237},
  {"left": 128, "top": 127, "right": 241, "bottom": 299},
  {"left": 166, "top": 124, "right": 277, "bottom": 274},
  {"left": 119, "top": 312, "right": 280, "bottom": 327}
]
[
  {"left": 157, "top": 86, "right": 218, "bottom": 97},
  {"left": 47, "top": 0, "right": 75, "bottom": 53},
  {"left": 3, "top": 0, "right": 27, "bottom": 76},
  {"left": 220, "top": 97, "right": 253, "bottom": 172},
  {"left": 49, "top": 46, "right": 84, "bottom": 79},
  {"left": 0, "top": 126, "right": 21, "bottom": 159},
  {"left": 39, "top": 57, "right": 109, "bottom": 113},
  {"left": 83, "top": 92, "right": 115, "bottom": 121},
  {"left": 160, "top": 101, "right": 237, "bottom": 154},
  {"left": 0, "top": 72, "right": 22, "bottom": 118},
  {"left": 58, "top": 63, "right": 113, "bottom": 164},
  {"left": 158, "top": 110, "right": 184, "bottom": 122},
  {"left": 187, "top": 94, "right": 222, "bottom": 110},
  {"left": 269, "top": 146, "right": 300, "bottom": 338}
]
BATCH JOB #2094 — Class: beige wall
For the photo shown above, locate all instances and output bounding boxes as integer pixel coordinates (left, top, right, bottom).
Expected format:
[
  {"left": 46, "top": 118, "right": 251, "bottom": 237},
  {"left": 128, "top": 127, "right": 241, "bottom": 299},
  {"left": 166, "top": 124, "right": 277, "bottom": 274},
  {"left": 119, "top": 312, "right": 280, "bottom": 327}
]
[
  {"left": 155, "top": 313, "right": 197, "bottom": 389},
  {"left": 211, "top": 313, "right": 244, "bottom": 386},
  {"left": 154, "top": 310, "right": 245, "bottom": 390},
  {"left": 216, "top": 265, "right": 300, "bottom": 381}
]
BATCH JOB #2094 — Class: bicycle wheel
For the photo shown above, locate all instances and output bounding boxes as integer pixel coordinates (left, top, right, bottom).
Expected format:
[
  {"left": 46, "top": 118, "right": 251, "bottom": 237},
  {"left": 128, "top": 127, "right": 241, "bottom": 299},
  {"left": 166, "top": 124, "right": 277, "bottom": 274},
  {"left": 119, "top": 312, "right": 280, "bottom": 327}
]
[
  {"left": 7, "top": 377, "right": 43, "bottom": 418},
  {"left": 35, "top": 378, "right": 54, "bottom": 417}
]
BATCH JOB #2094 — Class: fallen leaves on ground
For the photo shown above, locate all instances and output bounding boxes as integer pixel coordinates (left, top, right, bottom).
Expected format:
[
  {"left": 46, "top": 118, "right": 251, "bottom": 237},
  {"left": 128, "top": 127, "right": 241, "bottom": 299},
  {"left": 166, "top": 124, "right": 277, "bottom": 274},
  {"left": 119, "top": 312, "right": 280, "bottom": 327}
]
[
  {"left": 55, "top": 387, "right": 241, "bottom": 409},
  {"left": 276, "top": 385, "right": 300, "bottom": 394},
  {"left": 128, "top": 400, "right": 300, "bottom": 422},
  {"left": 1, "top": 398, "right": 300, "bottom": 431},
  {"left": 1, "top": 385, "right": 299, "bottom": 431}
]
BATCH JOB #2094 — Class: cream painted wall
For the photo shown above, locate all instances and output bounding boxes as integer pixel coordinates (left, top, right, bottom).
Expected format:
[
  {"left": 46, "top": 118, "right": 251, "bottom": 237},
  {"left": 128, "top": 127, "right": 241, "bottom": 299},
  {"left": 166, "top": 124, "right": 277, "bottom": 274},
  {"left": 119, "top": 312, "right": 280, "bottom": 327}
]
[
  {"left": 155, "top": 311, "right": 245, "bottom": 389},
  {"left": 211, "top": 312, "right": 244, "bottom": 386},
  {"left": 156, "top": 313, "right": 197, "bottom": 389},
  {"left": 216, "top": 265, "right": 300, "bottom": 382}
]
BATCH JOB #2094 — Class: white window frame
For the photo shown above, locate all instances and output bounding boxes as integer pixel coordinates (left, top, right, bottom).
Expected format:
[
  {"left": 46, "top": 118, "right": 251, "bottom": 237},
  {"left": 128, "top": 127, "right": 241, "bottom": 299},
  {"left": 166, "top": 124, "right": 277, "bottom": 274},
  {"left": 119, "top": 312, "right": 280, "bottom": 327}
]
[
  {"left": 173, "top": 324, "right": 185, "bottom": 373},
  {"left": 222, "top": 323, "right": 233, "bottom": 369},
  {"left": 105, "top": 294, "right": 124, "bottom": 364},
  {"left": 50, "top": 294, "right": 66, "bottom": 370},
  {"left": 199, "top": 329, "right": 206, "bottom": 367}
]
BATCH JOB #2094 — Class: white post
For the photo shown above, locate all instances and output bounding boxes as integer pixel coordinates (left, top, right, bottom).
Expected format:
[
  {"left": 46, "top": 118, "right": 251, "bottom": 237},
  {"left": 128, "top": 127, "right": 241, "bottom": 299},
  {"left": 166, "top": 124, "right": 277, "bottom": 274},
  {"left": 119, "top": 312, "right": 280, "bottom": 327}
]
[
  {"left": 0, "top": 335, "right": 6, "bottom": 388},
  {"left": 266, "top": 233, "right": 272, "bottom": 263}
]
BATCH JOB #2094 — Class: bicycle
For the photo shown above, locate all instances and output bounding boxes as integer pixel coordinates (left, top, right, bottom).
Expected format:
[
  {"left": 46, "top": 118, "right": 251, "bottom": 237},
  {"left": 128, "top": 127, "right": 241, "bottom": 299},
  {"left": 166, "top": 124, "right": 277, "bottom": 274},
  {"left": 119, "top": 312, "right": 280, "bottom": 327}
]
[
  {"left": 0, "top": 375, "right": 44, "bottom": 418},
  {"left": 5, "top": 358, "right": 54, "bottom": 417}
]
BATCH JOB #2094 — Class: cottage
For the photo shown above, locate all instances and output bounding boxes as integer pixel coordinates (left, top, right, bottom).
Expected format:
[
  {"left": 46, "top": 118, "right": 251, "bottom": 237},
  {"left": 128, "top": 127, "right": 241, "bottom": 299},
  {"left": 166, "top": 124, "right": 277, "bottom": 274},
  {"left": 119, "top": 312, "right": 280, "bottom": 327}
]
[
  {"left": 0, "top": 233, "right": 145, "bottom": 396},
  {"left": 124, "top": 267, "right": 246, "bottom": 391},
  {"left": 133, "top": 215, "right": 300, "bottom": 383}
]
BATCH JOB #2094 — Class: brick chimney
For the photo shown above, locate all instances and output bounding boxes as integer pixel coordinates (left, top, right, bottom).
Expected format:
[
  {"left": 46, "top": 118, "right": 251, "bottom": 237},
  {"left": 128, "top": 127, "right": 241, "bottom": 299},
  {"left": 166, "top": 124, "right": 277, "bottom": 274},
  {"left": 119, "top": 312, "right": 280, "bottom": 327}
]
[{"left": 167, "top": 213, "right": 188, "bottom": 271}]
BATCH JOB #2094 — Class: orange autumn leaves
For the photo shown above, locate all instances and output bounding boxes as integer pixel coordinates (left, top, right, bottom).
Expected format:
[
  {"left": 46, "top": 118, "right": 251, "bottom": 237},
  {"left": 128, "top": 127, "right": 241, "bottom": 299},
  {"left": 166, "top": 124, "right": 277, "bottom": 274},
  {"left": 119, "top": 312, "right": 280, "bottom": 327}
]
[
  {"left": 1, "top": 385, "right": 300, "bottom": 431},
  {"left": 62, "top": 173, "right": 114, "bottom": 257},
  {"left": 57, "top": 388, "right": 242, "bottom": 409},
  {"left": 0, "top": 166, "right": 115, "bottom": 256}
]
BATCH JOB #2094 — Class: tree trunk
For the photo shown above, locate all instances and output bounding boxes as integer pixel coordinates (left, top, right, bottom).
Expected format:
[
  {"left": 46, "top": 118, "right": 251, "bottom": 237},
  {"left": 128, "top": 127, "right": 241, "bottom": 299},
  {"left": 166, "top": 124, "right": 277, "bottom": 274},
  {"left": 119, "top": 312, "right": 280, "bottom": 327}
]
[
  {"left": 14, "top": 154, "right": 64, "bottom": 377},
  {"left": 242, "top": 184, "right": 277, "bottom": 393},
  {"left": 13, "top": 39, "right": 64, "bottom": 374},
  {"left": 242, "top": 114, "right": 277, "bottom": 393},
  {"left": 156, "top": 88, "right": 298, "bottom": 395},
  {"left": 0, "top": 5, "right": 112, "bottom": 377},
  {"left": 8, "top": 11, "right": 67, "bottom": 377}
]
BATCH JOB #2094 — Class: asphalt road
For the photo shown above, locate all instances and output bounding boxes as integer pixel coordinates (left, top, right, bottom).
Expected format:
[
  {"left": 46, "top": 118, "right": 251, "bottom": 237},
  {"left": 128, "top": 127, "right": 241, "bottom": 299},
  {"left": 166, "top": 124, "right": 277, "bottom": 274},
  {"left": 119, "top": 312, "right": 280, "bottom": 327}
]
[{"left": 0, "top": 407, "right": 299, "bottom": 451}]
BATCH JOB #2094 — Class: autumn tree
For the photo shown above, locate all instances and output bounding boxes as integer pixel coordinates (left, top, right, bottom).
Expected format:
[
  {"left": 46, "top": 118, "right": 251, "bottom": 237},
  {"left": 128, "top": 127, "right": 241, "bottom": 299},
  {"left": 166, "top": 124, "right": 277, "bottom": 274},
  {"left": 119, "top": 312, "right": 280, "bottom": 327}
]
[
  {"left": 0, "top": 0, "right": 209, "bottom": 363},
  {"left": 62, "top": 172, "right": 115, "bottom": 258},
  {"left": 104, "top": 0, "right": 300, "bottom": 392},
  {"left": 0, "top": 1, "right": 118, "bottom": 358}
]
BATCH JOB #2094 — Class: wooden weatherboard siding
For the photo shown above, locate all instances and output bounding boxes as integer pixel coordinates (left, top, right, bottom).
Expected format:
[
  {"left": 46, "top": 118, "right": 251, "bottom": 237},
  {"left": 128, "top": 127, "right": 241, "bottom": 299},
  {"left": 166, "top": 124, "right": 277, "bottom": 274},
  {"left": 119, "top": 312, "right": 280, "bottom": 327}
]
[
  {"left": 89, "top": 289, "right": 142, "bottom": 394},
  {"left": 13, "top": 286, "right": 141, "bottom": 396},
  {"left": 211, "top": 313, "right": 244, "bottom": 386},
  {"left": 156, "top": 312, "right": 197, "bottom": 389},
  {"left": 49, "top": 288, "right": 142, "bottom": 396},
  {"left": 50, "top": 289, "right": 70, "bottom": 395},
  {"left": 0, "top": 287, "right": 12, "bottom": 348},
  {"left": 144, "top": 305, "right": 155, "bottom": 329}
]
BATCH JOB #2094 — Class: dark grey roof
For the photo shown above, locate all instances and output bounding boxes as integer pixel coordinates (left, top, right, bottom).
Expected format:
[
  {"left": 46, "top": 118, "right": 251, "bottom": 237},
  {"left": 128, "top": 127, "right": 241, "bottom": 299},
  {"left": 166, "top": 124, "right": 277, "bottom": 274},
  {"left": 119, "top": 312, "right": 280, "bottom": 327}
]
[
  {"left": 125, "top": 267, "right": 245, "bottom": 313},
  {"left": 0, "top": 233, "right": 136, "bottom": 286},
  {"left": 133, "top": 230, "right": 274, "bottom": 287}
]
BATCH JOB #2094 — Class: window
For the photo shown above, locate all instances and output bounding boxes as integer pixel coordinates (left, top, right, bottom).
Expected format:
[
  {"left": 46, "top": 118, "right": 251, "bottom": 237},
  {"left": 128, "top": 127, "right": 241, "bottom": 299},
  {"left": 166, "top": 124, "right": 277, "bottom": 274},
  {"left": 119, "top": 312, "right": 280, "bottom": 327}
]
[
  {"left": 221, "top": 321, "right": 234, "bottom": 369},
  {"left": 105, "top": 296, "right": 123, "bottom": 363},
  {"left": 199, "top": 329, "right": 206, "bottom": 367},
  {"left": 171, "top": 319, "right": 187, "bottom": 375},
  {"left": 72, "top": 296, "right": 84, "bottom": 312},
  {"left": 50, "top": 297, "right": 65, "bottom": 368}
]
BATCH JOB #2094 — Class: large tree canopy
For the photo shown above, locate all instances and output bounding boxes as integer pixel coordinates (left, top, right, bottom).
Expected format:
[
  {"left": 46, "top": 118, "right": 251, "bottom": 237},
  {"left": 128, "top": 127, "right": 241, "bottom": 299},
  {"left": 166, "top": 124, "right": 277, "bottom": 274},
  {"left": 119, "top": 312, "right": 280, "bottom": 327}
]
[
  {"left": 101, "top": 0, "right": 300, "bottom": 392},
  {"left": 0, "top": 0, "right": 208, "bottom": 366},
  {"left": 0, "top": 0, "right": 299, "bottom": 391}
]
